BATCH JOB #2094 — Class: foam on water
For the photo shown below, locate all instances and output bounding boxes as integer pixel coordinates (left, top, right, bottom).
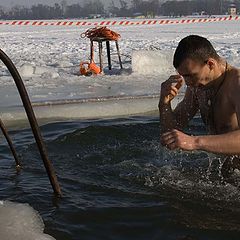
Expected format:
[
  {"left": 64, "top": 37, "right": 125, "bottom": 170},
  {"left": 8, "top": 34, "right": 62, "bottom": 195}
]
[{"left": 0, "top": 201, "right": 55, "bottom": 240}]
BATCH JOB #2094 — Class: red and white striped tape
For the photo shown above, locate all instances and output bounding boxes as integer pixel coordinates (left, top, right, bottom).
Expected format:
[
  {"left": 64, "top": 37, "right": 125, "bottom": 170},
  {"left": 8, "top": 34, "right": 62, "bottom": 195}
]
[{"left": 0, "top": 16, "right": 239, "bottom": 27}]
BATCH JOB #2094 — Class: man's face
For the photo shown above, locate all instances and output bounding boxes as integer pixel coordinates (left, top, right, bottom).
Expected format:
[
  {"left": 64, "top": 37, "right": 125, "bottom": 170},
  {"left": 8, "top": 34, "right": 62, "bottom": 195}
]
[{"left": 176, "top": 58, "right": 210, "bottom": 87}]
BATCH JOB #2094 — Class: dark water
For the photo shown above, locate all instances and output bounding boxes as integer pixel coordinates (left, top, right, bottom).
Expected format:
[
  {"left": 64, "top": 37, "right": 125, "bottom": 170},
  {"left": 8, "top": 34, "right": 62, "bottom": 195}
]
[{"left": 0, "top": 116, "right": 240, "bottom": 240}]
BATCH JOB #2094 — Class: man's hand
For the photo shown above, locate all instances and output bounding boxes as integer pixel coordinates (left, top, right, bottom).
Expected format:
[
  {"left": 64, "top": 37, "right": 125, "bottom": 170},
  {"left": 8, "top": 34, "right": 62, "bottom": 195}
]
[
  {"left": 160, "top": 129, "right": 197, "bottom": 151},
  {"left": 159, "top": 75, "right": 184, "bottom": 105}
]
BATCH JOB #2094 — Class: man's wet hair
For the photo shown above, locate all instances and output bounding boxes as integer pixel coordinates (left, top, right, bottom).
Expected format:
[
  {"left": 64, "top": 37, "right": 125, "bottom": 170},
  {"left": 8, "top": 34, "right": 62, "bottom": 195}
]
[{"left": 173, "top": 35, "right": 220, "bottom": 69}]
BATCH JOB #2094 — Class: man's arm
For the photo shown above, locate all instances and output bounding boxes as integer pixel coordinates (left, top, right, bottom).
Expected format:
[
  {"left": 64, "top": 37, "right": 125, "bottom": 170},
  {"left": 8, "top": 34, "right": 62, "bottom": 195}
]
[
  {"left": 161, "top": 129, "right": 240, "bottom": 154},
  {"left": 159, "top": 76, "right": 199, "bottom": 133},
  {"left": 161, "top": 76, "right": 240, "bottom": 154},
  {"left": 195, "top": 131, "right": 240, "bottom": 155}
]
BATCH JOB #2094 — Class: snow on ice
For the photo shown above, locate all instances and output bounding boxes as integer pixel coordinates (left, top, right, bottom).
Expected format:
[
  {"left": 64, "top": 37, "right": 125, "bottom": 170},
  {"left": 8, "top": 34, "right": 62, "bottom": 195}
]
[
  {"left": 0, "top": 201, "right": 55, "bottom": 240},
  {"left": 0, "top": 19, "right": 240, "bottom": 124}
]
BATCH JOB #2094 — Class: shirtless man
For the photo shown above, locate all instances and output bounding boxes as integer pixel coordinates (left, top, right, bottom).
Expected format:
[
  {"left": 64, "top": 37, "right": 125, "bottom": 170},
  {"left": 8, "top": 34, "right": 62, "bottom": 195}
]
[{"left": 159, "top": 35, "right": 240, "bottom": 177}]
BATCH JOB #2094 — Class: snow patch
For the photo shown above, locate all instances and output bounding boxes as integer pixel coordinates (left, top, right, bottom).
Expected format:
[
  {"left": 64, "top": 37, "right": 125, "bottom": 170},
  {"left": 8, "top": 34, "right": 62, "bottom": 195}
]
[
  {"left": 18, "top": 64, "right": 35, "bottom": 77},
  {"left": 34, "top": 66, "right": 50, "bottom": 75},
  {"left": 18, "top": 64, "right": 59, "bottom": 78},
  {"left": 132, "top": 50, "right": 174, "bottom": 75},
  {"left": 41, "top": 71, "right": 60, "bottom": 79},
  {"left": 1, "top": 20, "right": 240, "bottom": 120},
  {"left": 0, "top": 201, "right": 55, "bottom": 240}
]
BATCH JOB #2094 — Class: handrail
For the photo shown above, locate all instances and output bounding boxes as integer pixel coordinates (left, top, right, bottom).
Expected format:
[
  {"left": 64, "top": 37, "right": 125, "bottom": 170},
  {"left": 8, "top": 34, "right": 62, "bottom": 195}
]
[
  {"left": 0, "top": 119, "right": 21, "bottom": 168},
  {"left": 0, "top": 48, "right": 61, "bottom": 197}
]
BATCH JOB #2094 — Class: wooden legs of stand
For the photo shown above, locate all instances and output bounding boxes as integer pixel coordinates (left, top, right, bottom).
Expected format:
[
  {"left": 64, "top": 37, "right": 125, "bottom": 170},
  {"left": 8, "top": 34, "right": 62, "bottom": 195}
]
[{"left": 90, "top": 40, "right": 123, "bottom": 73}]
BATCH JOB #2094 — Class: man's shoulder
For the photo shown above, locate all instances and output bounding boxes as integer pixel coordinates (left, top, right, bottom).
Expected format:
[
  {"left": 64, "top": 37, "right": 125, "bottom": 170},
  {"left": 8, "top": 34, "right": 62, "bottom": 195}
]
[
  {"left": 228, "top": 66, "right": 240, "bottom": 87},
  {"left": 227, "top": 67, "right": 240, "bottom": 104}
]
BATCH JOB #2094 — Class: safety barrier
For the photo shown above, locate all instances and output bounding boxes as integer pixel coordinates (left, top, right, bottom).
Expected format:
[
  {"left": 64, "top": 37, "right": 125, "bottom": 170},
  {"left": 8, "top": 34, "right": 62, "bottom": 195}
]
[{"left": 0, "top": 16, "right": 239, "bottom": 27}]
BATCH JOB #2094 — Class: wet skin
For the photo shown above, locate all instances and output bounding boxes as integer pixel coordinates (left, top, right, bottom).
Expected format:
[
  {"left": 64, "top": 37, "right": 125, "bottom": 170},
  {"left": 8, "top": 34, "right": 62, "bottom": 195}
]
[
  {"left": 159, "top": 58, "right": 240, "bottom": 177},
  {"left": 195, "top": 65, "right": 239, "bottom": 134}
]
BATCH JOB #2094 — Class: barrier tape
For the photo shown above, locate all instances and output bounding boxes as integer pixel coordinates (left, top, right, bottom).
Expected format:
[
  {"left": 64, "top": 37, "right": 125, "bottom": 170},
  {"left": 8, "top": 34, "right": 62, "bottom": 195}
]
[{"left": 0, "top": 16, "right": 239, "bottom": 27}]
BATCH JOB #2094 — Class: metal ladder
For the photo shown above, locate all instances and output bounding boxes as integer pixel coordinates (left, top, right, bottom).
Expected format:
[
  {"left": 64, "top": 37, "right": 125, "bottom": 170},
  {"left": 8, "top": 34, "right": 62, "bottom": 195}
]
[{"left": 0, "top": 48, "right": 61, "bottom": 197}]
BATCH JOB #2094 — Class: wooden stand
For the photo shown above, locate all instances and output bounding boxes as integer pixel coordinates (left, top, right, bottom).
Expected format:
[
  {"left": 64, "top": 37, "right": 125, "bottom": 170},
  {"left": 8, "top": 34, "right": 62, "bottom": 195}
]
[{"left": 90, "top": 37, "right": 123, "bottom": 72}]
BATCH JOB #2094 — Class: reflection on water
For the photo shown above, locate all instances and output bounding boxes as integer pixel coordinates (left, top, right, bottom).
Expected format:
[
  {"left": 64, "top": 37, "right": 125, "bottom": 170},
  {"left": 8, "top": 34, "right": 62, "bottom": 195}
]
[{"left": 0, "top": 116, "right": 240, "bottom": 240}]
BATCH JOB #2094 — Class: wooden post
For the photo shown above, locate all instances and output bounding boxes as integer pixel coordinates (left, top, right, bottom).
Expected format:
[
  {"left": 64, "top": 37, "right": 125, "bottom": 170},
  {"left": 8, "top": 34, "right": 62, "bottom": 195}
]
[
  {"left": 90, "top": 40, "right": 94, "bottom": 63},
  {"left": 106, "top": 41, "right": 112, "bottom": 70},
  {"left": 115, "top": 41, "right": 123, "bottom": 69},
  {"left": 98, "top": 41, "right": 103, "bottom": 72}
]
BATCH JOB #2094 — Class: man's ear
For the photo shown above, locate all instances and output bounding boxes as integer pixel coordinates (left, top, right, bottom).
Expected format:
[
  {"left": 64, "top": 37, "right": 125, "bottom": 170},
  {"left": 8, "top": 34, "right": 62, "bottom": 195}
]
[{"left": 206, "top": 58, "right": 215, "bottom": 70}]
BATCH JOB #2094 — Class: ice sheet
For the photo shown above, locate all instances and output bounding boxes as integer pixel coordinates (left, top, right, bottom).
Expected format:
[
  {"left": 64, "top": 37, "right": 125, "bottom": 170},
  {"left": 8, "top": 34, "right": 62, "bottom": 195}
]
[
  {"left": 0, "top": 19, "right": 240, "bottom": 123},
  {"left": 132, "top": 50, "right": 174, "bottom": 75},
  {"left": 0, "top": 201, "right": 55, "bottom": 240}
]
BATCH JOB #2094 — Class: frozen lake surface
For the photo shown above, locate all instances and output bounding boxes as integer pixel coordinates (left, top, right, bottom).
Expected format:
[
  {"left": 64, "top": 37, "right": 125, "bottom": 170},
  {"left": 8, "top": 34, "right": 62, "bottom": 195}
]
[
  {"left": 1, "top": 18, "right": 240, "bottom": 124},
  {"left": 1, "top": 18, "right": 240, "bottom": 240}
]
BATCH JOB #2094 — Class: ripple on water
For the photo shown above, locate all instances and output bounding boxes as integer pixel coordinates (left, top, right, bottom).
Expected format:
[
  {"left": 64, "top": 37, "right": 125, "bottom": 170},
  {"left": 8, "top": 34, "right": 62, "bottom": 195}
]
[{"left": 0, "top": 117, "right": 240, "bottom": 239}]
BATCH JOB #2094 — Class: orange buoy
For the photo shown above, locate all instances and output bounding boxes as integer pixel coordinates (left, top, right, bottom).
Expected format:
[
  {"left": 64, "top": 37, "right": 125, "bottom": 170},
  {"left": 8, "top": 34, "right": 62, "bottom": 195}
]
[
  {"left": 80, "top": 62, "right": 89, "bottom": 76},
  {"left": 89, "top": 62, "right": 101, "bottom": 74},
  {"left": 80, "top": 61, "right": 101, "bottom": 76}
]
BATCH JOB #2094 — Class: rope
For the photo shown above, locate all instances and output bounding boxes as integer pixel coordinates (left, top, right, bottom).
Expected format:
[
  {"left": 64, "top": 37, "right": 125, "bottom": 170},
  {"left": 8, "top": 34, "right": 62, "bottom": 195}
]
[
  {"left": 81, "top": 26, "right": 121, "bottom": 41},
  {"left": 80, "top": 27, "right": 121, "bottom": 75}
]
